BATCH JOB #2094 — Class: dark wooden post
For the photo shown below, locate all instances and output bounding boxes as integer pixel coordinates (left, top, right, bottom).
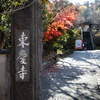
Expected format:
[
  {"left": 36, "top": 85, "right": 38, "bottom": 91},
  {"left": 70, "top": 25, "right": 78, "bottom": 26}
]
[
  {"left": 89, "top": 24, "right": 94, "bottom": 49},
  {"left": 12, "top": 0, "right": 43, "bottom": 100}
]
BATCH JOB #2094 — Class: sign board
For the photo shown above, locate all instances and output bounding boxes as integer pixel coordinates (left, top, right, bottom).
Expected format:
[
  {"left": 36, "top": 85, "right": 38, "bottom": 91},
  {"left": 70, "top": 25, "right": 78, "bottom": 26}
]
[
  {"left": 75, "top": 39, "right": 83, "bottom": 49},
  {"left": 15, "top": 29, "right": 30, "bottom": 82}
]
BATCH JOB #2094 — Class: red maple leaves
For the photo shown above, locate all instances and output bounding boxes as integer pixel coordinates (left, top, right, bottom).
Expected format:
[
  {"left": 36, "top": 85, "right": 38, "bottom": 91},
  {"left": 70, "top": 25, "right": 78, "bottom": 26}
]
[{"left": 43, "top": 6, "right": 78, "bottom": 41}]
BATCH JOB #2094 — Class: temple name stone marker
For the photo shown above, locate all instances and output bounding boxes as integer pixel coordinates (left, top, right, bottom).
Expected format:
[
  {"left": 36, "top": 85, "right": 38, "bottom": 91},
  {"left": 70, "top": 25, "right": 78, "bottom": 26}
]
[
  {"left": 12, "top": 0, "right": 43, "bottom": 100},
  {"left": 16, "top": 30, "right": 30, "bottom": 82}
]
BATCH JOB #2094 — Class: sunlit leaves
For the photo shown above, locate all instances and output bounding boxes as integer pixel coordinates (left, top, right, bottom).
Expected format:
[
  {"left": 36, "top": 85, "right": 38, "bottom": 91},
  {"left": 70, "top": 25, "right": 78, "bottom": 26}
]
[
  {"left": 10, "top": 1, "right": 22, "bottom": 7},
  {"left": 43, "top": 6, "right": 78, "bottom": 41}
]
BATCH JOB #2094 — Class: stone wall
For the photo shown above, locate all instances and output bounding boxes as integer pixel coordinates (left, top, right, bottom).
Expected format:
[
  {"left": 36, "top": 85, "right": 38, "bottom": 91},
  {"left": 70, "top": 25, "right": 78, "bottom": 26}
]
[{"left": 0, "top": 54, "right": 11, "bottom": 100}]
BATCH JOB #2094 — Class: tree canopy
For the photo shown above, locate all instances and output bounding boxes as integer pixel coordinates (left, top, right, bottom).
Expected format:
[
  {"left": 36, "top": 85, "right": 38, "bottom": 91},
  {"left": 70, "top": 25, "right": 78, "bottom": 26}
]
[{"left": 0, "top": 0, "right": 29, "bottom": 50}]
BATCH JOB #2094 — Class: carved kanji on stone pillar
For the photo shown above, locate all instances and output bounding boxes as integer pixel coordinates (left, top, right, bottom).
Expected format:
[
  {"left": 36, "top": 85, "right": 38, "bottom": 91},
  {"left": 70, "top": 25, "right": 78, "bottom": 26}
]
[
  {"left": 12, "top": 0, "right": 43, "bottom": 100},
  {"left": 15, "top": 30, "right": 30, "bottom": 82}
]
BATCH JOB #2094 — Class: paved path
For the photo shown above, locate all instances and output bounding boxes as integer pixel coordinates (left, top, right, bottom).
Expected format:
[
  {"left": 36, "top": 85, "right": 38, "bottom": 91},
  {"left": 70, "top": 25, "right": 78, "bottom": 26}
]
[{"left": 41, "top": 50, "right": 100, "bottom": 100}]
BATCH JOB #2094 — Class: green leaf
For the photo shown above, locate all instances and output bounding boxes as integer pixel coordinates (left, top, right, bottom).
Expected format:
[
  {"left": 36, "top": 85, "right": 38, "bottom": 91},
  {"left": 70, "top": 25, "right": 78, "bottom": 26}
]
[
  {"left": 10, "top": 1, "right": 15, "bottom": 5},
  {"left": 18, "top": 3, "right": 23, "bottom": 5},
  {"left": 15, "top": 2, "right": 18, "bottom": 6},
  {"left": 20, "top": 0, "right": 23, "bottom": 2},
  {"left": 0, "top": 26, "right": 4, "bottom": 31},
  {"left": 25, "top": 0, "right": 29, "bottom": 2}
]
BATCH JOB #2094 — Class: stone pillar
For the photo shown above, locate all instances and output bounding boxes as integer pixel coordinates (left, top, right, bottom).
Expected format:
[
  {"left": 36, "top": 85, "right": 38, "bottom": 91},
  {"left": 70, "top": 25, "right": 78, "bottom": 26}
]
[{"left": 12, "top": 0, "right": 43, "bottom": 100}]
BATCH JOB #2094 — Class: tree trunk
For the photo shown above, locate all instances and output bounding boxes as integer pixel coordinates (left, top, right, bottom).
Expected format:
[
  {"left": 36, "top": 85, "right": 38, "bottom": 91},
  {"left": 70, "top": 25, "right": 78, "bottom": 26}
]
[
  {"left": 0, "top": 28, "right": 11, "bottom": 50},
  {"left": 0, "top": 35, "right": 7, "bottom": 50}
]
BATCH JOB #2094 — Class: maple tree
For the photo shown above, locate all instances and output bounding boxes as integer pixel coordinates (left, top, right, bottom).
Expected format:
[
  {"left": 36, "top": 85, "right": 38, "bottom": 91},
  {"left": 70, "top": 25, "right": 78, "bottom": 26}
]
[
  {"left": 43, "top": 6, "right": 79, "bottom": 41},
  {"left": 41, "top": 0, "right": 79, "bottom": 55}
]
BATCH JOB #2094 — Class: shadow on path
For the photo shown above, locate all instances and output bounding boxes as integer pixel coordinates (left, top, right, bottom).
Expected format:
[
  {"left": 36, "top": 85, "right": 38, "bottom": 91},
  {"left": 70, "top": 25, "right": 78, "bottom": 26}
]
[{"left": 41, "top": 51, "right": 100, "bottom": 100}]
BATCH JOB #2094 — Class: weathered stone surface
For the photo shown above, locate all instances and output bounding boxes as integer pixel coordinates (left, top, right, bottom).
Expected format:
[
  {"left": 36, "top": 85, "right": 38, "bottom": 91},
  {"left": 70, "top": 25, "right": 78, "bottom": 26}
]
[
  {"left": 0, "top": 54, "right": 6, "bottom": 100},
  {"left": 0, "top": 54, "right": 11, "bottom": 100},
  {"left": 12, "top": 0, "right": 43, "bottom": 100},
  {"left": 6, "top": 54, "right": 11, "bottom": 100}
]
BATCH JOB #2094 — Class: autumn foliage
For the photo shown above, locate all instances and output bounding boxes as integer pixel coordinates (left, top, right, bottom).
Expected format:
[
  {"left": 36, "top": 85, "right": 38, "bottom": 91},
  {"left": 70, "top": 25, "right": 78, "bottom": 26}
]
[
  {"left": 43, "top": 6, "right": 78, "bottom": 41},
  {"left": 41, "top": 0, "right": 79, "bottom": 55}
]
